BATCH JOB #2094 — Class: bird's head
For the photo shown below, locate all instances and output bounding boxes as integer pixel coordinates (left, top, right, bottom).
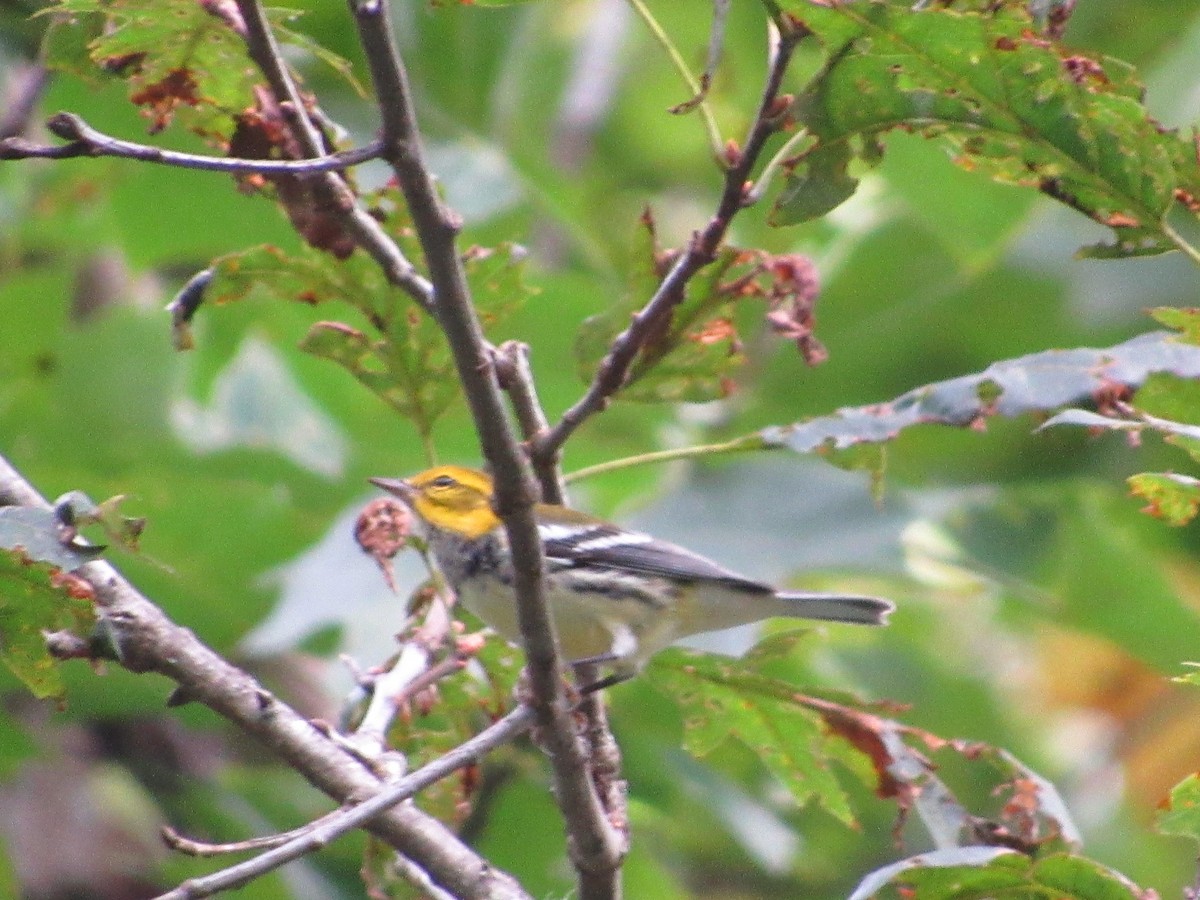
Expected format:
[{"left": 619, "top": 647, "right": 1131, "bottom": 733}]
[{"left": 370, "top": 466, "right": 499, "bottom": 538}]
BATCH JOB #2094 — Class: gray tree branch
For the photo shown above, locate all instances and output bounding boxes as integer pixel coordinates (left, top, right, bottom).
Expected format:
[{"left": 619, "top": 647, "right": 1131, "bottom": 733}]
[
  {"left": 347, "top": 2, "right": 625, "bottom": 896},
  {"left": 0, "top": 454, "right": 529, "bottom": 900},
  {"left": 0, "top": 112, "right": 383, "bottom": 173}
]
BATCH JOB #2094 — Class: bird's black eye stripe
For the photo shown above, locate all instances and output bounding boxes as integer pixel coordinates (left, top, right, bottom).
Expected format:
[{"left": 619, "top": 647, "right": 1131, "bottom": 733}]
[{"left": 430, "top": 475, "right": 456, "bottom": 488}]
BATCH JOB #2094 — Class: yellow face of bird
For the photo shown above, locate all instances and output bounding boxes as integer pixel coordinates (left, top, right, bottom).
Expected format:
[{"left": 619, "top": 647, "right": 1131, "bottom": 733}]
[{"left": 404, "top": 466, "right": 500, "bottom": 538}]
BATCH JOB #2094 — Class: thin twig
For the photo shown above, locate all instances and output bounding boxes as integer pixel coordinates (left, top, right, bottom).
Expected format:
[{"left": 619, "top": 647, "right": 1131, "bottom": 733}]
[
  {"left": 0, "top": 112, "right": 384, "bottom": 173},
  {"left": 0, "top": 454, "right": 529, "bottom": 900},
  {"left": 494, "top": 341, "right": 567, "bottom": 504},
  {"left": 350, "top": 596, "right": 454, "bottom": 757},
  {"left": 348, "top": 2, "right": 624, "bottom": 895},
  {"left": 163, "top": 825, "right": 300, "bottom": 857},
  {"left": 153, "top": 704, "right": 536, "bottom": 900},
  {"left": 534, "top": 22, "right": 800, "bottom": 468}
]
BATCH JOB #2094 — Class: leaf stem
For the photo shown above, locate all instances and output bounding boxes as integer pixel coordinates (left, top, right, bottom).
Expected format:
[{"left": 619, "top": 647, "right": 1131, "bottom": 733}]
[
  {"left": 744, "top": 125, "right": 811, "bottom": 205},
  {"left": 1161, "top": 219, "right": 1200, "bottom": 267},
  {"left": 624, "top": 0, "right": 725, "bottom": 161},
  {"left": 565, "top": 435, "right": 767, "bottom": 483}
]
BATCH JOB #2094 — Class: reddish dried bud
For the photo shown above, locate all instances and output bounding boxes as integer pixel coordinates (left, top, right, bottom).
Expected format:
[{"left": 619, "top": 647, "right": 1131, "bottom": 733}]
[
  {"left": 765, "top": 94, "right": 795, "bottom": 122},
  {"left": 723, "top": 139, "right": 742, "bottom": 168},
  {"left": 355, "top": 498, "right": 412, "bottom": 592}
]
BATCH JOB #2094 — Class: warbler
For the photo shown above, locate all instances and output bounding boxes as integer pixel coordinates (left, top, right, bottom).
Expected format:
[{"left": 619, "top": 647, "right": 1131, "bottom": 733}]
[{"left": 371, "top": 465, "right": 893, "bottom": 687}]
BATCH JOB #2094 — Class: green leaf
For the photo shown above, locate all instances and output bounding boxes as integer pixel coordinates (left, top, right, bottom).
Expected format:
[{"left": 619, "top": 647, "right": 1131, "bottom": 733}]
[
  {"left": 48, "top": 0, "right": 261, "bottom": 136},
  {"left": 773, "top": 0, "right": 1189, "bottom": 257},
  {"left": 1127, "top": 472, "right": 1200, "bottom": 525},
  {"left": 772, "top": 141, "right": 860, "bottom": 225},
  {"left": 1149, "top": 307, "right": 1200, "bottom": 344},
  {"left": 856, "top": 852, "right": 1142, "bottom": 900},
  {"left": 44, "top": 1, "right": 363, "bottom": 135},
  {"left": 850, "top": 848, "right": 1024, "bottom": 900},
  {"left": 209, "top": 233, "right": 529, "bottom": 442},
  {"left": 0, "top": 549, "right": 96, "bottom": 700},
  {"left": 272, "top": 21, "right": 367, "bottom": 99},
  {"left": 646, "top": 649, "right": 856, "bottom": 825},
  {"left": 1156, "top": 773, "right": 1200, "bottom": 843}
]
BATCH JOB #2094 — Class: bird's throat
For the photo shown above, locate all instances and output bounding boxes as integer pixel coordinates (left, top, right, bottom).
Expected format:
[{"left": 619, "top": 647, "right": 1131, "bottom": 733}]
[{"left": 414, "top": 498, "right": 500, "bottom": 539}]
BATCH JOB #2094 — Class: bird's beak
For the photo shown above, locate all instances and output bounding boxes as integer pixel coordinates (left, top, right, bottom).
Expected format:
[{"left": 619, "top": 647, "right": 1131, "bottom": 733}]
[{"left": 369, "top": 476, "right": 414, "bottom": 503}]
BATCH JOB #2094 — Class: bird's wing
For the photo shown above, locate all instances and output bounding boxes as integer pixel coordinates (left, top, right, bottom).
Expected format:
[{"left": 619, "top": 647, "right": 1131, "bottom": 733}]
[{"left": 538, "top": 520, "right": 772, "bottom": 593}]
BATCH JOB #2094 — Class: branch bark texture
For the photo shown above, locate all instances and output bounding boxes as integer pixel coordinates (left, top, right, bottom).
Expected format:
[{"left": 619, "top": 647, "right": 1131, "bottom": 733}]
[{"left": 348, "top": 2, "right": 625, "bottom": 895}]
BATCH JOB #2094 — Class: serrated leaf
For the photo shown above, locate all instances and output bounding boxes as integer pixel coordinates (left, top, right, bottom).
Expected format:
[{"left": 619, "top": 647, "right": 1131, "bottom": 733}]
[
  {"left": 849, "top": 848, "right": 1022, "bottom": 900},
  {"left": 854, "top": 851, "right": 1141, "bottom": 900},
  {"left": 754, "top": 331, "right": 1200, "bottom": 455},
  {"left": 48, "top": 0, "right": 260, "bottom": 136},
  {"left": 576, "top": 218, "right": 751, "bottom": 403},
  {"left": 45, "top": 1, "right": 362, "bottom": 135},
  {"left": 772, "top": 142, "right": 859, "bottom": 224},
  {"left": 207, "top": 205, "right": 530, "bottom": 435},
  {"left": 1029, "top": 854, "right": 1144, "bottom": 900},
  {"left": 575, "top": 221, "right": 829, "bottom": 403},
  {"left": 647, "top": 651, "right": 856, "bottom": 824},
  {"left": 1127, "top": 472, "right": 1200, "bottom": 525},
  {"left": 1150, "top": 307, "right": 1200, "bottom": 344},
  {"left": 273, "top": 21, "right": 367, "bottom": 99},
  {"left": 970, "top": 746, "right": 1083, "bottom": 848},
  {"left": 0, "top": 550, "right": 96, "bottom": 700},
  {"left": 381, "top": 635, "right": 523, "bottom": 825},
  {"left": 773, "top": 0, "right": 1191, "bottom": 257}
]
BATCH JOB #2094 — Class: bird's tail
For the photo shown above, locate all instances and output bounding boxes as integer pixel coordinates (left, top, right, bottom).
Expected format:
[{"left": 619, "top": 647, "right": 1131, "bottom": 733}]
[{"left": 772, "top": 591, "right": 894, "bottom": 626}]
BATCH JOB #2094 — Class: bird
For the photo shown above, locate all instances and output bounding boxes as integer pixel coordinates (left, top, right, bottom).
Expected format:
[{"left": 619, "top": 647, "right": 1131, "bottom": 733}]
[{"left": 370, "top": 465, "right": 893, "bottom": 689}]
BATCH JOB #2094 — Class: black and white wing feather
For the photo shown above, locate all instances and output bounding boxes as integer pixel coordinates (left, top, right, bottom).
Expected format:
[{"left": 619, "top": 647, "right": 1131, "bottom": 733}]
[{"left": 538, "top": 520, "right": 773, "bottom": 594}]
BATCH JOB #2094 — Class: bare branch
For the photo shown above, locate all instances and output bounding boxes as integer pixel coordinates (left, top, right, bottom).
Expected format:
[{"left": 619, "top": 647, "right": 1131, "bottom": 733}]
[
  {"left": 348, "top": 595, "right": 464, "bottom": 759},
  {"left": 348, "top": 1, "right": 624, "bottom": 893},
  {"left": 533, "top": 24, "right": 800, "bottom": 466},
  {"left": 0, "top": 453, "right": 529, "bottom": 900},
  {"left": 0, "top": 112, "right": 384, "bottom": 173},
  {"left": 162, "top": 825, "right": 299, "bottom": 858},
  {"left": 152, "top": 704, "right": 536, "bottom": 900},
  {"left": 493, "top": 341, "right": 566, "bottom": 504}
]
